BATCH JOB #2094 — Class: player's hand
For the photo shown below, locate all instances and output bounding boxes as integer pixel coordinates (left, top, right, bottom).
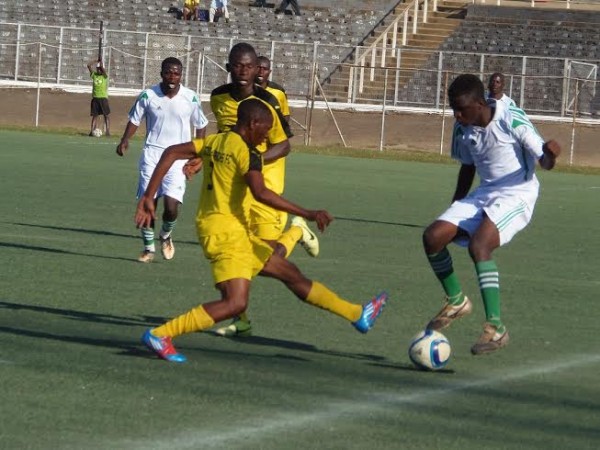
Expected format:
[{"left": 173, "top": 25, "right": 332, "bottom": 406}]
[
  {"left": 540, "top": 140, "right": 561, "bottom": 170},
  {"left": 307, "top": 210, "right": 334, "bottom": 232},
  {"left": 543, "top": 140, "right": 561, "bottom": 158},
  {"left": 134, "top": 196, "right": 156, "bottom": 229},
  {"left": 116, "top": 139, "right": 128, "bottom": 157},
  {"left": 183, "top": 157, "right": 203, "bottom": 180}
]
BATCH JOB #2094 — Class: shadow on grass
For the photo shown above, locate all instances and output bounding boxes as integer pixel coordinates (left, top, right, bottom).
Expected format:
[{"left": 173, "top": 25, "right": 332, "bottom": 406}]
[
  {"left": 0, "top": 241, "right": 137, "bottom": 262},
  {"left": 9, "top": 221, "right": 199, "bottom": 245},
  {"left": 335, "top": 216, "right": 424, "bottom": 229},
  {"left": 0, "top": 300, "right": 164, "bottom": 327},
  {"left": 0, "top": 300, "right": 387, "bottom": 363},
  {"left": 206, "top": 331, "right": 387, "bottom": 363}
]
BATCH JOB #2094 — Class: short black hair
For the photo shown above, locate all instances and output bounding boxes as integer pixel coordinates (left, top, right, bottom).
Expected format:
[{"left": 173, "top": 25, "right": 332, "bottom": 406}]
[
  {"left": 237, "top": 98, "right": 272, "bottom": 124},
  {"left": 257, "top": 55, "right": 270, "bottom": 67},
  {"left": 229, "top": 43, "right": 257, "bottom": 64},
  {"left": 488, "top": 72, "right": 505, "bottom": 84},
  {"left": 161, "top": 57, "right": 183, "bottom": 71},
  {"left": 448, "top": 74, "right": 485, "bottom": 103}
]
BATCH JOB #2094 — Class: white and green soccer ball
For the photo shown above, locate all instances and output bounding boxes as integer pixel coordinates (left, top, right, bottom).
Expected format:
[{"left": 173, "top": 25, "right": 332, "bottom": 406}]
[
  {"left": 408, "top": 329, "right": 451, "bottom": 371},
  {"left": 92, "top": 128, "right": 103, "bottom": 137}
]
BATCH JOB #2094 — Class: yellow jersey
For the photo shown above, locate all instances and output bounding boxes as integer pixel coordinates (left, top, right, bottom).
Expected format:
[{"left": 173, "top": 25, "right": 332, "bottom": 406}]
[
  {"left": 210, "top": 84, "right": 291, "bottom": 194},
  {"left": 192, "top": 132, "right": 263, "bottom": 236},
  {"left": 265, "top": 81, "right": 290, "bottom": 119}
]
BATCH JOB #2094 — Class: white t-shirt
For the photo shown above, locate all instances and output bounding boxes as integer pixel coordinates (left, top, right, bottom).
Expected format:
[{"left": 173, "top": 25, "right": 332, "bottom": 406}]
[
  {"left": 451, "top": 99, "right": 544, "bottom": 190},
  {"left": 487, "top": 93, "right": 516, "bottom": 108},
  {"left": 129, "top": 84, "right": 208, "bottom": 152}
]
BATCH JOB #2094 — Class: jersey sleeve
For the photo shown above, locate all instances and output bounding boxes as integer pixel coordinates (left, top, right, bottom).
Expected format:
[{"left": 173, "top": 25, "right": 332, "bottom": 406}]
[
  {"left": 191, "top": 93, "right": 209, "bottom": 129},
  {"left": 508, "top": 106, "right": 544, "bottom": 159},
  {"left": 450, "top": 122, "right": 473, "bottom": 165},
  {"left": 265, "top": 103, "right": 288, "bottom": 145},
  {"left": 128, "top": 91, "right": 149, "bottom": 126}
]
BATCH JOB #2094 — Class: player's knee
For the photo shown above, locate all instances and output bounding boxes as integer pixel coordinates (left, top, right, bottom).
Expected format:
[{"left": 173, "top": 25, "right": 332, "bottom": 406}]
[
  {"left": 422, "top": 223, "right": 444, "bottom": 252},
  {"left": 224, "top": 296, "right": 248, "bottom": 316}
]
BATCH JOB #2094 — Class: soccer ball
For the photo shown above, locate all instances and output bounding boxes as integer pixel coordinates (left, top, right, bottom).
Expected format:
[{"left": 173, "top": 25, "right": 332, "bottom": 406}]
[
  {"left": 92, "top": 128, "right": 103, "bottom": 137},
  {"left": 408, "top": 329, "right": 451, "bottom": 371}
]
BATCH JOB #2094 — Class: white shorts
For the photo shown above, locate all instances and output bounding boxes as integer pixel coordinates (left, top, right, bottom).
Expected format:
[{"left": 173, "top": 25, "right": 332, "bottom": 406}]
[
  {"left": 136, "top": 146, "right": 186, "bottom": 203},
  {"left": 437, "top": 181, "right": 539, "bottom": 247}
]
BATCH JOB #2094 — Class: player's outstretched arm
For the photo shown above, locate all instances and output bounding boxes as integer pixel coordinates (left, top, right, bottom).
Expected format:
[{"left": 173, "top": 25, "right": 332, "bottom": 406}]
[
  {"left": 116, "top": 122, "right": 139, "bottom": 156},
  {"left": 135, "top": 141, "right": 198, "bottom": 228},
  {"left": 245, "top": 170, "right": 333, "bottom": 232},
  {"left": 539, "top": 140, "right": 561, "bottom": 170}
]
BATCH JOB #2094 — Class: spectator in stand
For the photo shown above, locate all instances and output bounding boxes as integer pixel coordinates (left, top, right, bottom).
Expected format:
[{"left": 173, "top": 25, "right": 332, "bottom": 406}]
[
  {"left": 487, "top": 72, "right": 516, "bottom": 107},
  {"left": 209, "top": 0, "right": 230, "bottom": 23},
  {"left": 87, "top": 59, "right": 111, "bottom": 137},
  {"left": 275, "top": 0, "right": 301, "bottom": 16},
  {"left": 256, "top": 56, "right": 291, "bottom": 123},
  {"left": 183, "top": 0, "right": 200, "bottom": 20}
]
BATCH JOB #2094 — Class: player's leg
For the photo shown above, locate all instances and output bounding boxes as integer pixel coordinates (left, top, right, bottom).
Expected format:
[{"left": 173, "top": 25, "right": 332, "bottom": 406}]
[
  {"left": 136, "top": 160, "right": 159, "bottom": 262},
  {"left": 469, "top": 201, "right": 528, "bottom": 354},
  {"left": 158, "top": 165, "right": 186, "bottom": 260},
  {"left": 259, "top": 252, "right": 387, "bottom": 333},
  {"left": 423, "top": 219, "right": 472, "bottom": 330},
  {"left": 159, "top": 195, "right": 180, "bottom": 260},
  {"left": 89, "top": 100, "right": 98, "bottom": 136},
  {"left": 143, "top": 278, "right": 251, "bottom": 362}
]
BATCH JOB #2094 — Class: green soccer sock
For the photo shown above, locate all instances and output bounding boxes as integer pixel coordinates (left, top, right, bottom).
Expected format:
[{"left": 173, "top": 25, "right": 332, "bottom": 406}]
[
  {"left": 141, "top": 227, "right": 155, "bottom": 252},
  {"left": 159, "top": 220, "right": 177, "bottom": 240},
  {"left": 427, "top": 248, "right": 464, "bottom": 305},
  {"left": 475, "top": 260, "right": 504, "bottom": 330}
]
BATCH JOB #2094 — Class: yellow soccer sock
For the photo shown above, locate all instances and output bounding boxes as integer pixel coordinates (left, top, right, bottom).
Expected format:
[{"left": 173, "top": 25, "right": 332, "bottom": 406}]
[
  {"left": 153, "top": 305, "right": 216, "bottom": 339},
  {"left": 277, "top": 226, "right": 303, "bottom": 258},
  {"left": 305, "top": 281, "right": 362, "bottom": 322}
]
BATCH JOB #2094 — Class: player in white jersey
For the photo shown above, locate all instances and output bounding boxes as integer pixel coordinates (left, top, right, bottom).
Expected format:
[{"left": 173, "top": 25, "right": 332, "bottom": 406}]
[
  {"left": 487, "top": 72, "right": 517, "bottom": 107},
  {"left": 116, "top": 57, "right": 208, "bottom": 263},
  {"left": 422, "top": 74, "right": 560, "bottom": 355}
]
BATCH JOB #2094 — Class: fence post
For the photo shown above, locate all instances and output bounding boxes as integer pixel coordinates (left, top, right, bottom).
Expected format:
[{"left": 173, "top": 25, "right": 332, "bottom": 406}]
[
  {"left": 142, "top": 32, "right": 149, "bottom": 89},
  {"left": 35, "top": 42, "right": 42, "bottom": 127},
  {"left": 15, "top": 23, "right": 22, "bottom": 81},
  {"left": 561, "top": 58, "right": 569, "bottom": 117},
  {"left": 569, "top": 79, "right": 578, "bottom": 166},
  {"left": 57, "top": 27, "right": 64, "bottom": 83},
  {"left": 435, "top": 51, "right": 443, "bottom": 109},
  {"left": 439, "top": 71, "right": 449, "bottom": 155},
  {"left": 379, "top": 68, "right": 388, "bottom": 151},
  {"left": 520, "top": 56, "right": 527, "bottom": 109}
]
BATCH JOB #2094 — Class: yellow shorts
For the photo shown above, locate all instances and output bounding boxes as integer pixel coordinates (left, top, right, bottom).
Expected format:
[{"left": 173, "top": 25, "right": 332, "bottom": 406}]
[
  {"left": 249, "top": 203, "right": 288, "bottom": 241},
  {"left": 199, "top": 229, "right": 274, "bottom": 285}
]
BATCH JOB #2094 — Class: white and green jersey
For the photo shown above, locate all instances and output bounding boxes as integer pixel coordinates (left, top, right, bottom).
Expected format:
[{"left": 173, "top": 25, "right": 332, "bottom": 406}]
[
  {"left": 130, "top": 84, "right": 208, "bottom": 203},
  {"left": 129, "top": 84, "right": 208, "bottom": 152},
  {"left": 451, "top": 99, "right": 544, "bottom": 190}
]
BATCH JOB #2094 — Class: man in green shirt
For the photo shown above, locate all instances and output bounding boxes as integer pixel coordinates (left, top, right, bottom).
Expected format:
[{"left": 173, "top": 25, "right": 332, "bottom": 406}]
[{"left": 87, "top": 59, "right": 111, "bottom": 136}]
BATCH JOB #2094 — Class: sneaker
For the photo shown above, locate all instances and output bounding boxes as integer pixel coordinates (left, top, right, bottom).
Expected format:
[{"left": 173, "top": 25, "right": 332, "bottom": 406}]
[
  {"left": 214, "top": 316, "right": 252, "bottom": 337},
  {"left": 160, "top": 236, "right": 175, "bottom": 260},
  {"left": 471, "top": 323, "right": 509, "bottom": 355},
  {"left": 426, "top": 295, "right": 472, "bottom": 331},
  {"left": 138, "top": 250, "right": 155, "bottom": 263},
  {"left": 141, "top": 329, "right": 187, "bottom": 363},
  {"left": 291, "top": 216, "right": 319, "bottom": 257},
  {"left": 353, "top": 291, "right": 388, "bottom": 333}
]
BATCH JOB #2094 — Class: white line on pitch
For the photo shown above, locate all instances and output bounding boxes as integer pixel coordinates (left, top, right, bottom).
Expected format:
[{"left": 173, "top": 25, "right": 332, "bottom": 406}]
[{"left": 118, "top": 353, "right": 600, "bottom": 450}]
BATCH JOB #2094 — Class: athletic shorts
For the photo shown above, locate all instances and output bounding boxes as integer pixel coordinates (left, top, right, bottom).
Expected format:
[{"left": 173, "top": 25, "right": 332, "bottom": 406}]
[
  {"left": 136, "top": 146, "right": 186, "bottom": 203},
  {"left": 437, "top": 182, "right": 539, "bottom": 247},
  {"left": 249, "top": 202, "right": 288, "bottom": 241},
  {"left": 90, "top": 98, "right": 110, "bottom": 116},
  {"left": 199, "top": 229, "right": 274, "bottom": 284}
]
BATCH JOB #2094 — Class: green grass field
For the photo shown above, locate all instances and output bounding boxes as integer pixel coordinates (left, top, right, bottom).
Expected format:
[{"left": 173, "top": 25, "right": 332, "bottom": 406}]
[{"left": 1, "top": 130, "right": 599, "bottom": 449}]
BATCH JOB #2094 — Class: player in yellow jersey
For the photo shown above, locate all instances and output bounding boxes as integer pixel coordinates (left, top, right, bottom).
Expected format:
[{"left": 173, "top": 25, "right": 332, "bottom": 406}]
[
  {"left": 256, "top": 55, "right": 290, "bottom": 123},
  {"left": 136, "top": 99, "right": 388, "bottom": 363},
  {"left": 186, "top": 43, "right": 318, "bottom": 337}
]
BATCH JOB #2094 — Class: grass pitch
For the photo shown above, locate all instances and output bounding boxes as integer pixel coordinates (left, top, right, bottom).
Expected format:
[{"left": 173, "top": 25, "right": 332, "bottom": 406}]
[{"left": 1, "top": 130, "right": 599, "bottom": 449}]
